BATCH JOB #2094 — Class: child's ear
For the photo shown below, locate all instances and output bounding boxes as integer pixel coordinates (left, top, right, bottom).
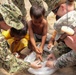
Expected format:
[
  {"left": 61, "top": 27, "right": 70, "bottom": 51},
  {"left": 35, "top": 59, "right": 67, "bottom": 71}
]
[{"left": 61, "top": 26, "right": 74, "bottom": 35}]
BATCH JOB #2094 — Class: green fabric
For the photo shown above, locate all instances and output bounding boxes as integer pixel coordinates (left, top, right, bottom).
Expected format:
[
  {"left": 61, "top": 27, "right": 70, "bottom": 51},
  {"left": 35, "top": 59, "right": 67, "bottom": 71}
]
[
  {"left": 0, "top": 3, "right": 24, "bottom": 30},
  {"left": 0, "top": 33, "right": 30, "bottom": 74}
]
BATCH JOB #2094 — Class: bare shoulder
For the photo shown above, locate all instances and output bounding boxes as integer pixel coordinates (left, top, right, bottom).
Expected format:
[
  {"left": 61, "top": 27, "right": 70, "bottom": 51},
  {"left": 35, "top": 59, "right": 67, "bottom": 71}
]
[
  {"left": 28, "top": 20, "right": 32, "bottom": 27},
  {"left": 42, "top": 19, "right": 48, "bottom": 26}
]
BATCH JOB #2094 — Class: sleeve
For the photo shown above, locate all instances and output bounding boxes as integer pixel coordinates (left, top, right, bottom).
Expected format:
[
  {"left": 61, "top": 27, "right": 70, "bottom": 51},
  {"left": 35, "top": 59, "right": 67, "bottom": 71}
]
[
  {"left": 24, "top": 33, "right": 29, "bottom": 41},
  {"left": 51, "top": 41, "right": 71, "bottom": 58},
  {"left": 0, "top": 33, "right": 30, "bottom": 74},
  {"left": 2, "top": 30, "right": 11, "bottom": 39},
  {"left": 54, "top": 50, "right": 76, "bottom": 69}
]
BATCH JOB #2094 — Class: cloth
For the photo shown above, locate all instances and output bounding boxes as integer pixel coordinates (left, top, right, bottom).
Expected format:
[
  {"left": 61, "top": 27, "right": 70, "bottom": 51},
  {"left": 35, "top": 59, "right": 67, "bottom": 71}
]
[
  {"left": 54, "top": 50, "right": 76, "bottom": 69},
  {"left": 52, "top": 6, "right": 76, "bottom": 69},
  {"left": 11, "top": 0, "right": 26, "bottom": 17},
  {"left": 0, "top": 3, "right": 24, "bottom": 29},
  {"left": 50, "top": 2, "right": 76, "bottom": 58},
  {"left": 54, "top": 11, "right": 76, "bottom": 41},
  {"left": 2, "top": 30, "right": 29, "bottom": 53},
  {"left": 51, "top": 41, "right": 71, "bottom": 58},
  {"left": 0, "top": 2, "right": 31, "bottom": 75},
  {"left": 34, "top": 33, "right": 51, "bottom": 42},
  {"left": 0, "top": 32, "right": 30, "bottom": 73},
  {"left": 34, "top": 33, "right": 42, "bottom": 42}
]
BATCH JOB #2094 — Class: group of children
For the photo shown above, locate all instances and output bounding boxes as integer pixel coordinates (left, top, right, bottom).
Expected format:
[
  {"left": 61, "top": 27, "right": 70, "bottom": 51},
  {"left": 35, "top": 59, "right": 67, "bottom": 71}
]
[{"left": 2, "top": 5, "right": 50, "bottom": 60}]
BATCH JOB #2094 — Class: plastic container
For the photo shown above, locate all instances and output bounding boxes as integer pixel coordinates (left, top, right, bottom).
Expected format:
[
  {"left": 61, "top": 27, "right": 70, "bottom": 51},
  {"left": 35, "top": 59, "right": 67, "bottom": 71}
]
[
  {"left": 28, "top": 61, "right": 57, "bottom": 75},
  {"left": 24, "top": 51, "right": 57, "bottom": 75},
  {"left": 24, "top": 51, "right": 36, "bottom": 62}
]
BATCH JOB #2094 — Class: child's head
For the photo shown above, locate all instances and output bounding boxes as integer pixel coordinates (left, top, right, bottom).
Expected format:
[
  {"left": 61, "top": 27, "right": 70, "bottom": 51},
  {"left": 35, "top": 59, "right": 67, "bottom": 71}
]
[
  {"left": 30, "top": 5, "right": 45, "bottom": 19},
  {"left": 10, "top": 19, "right": 28, "bottom": 41},
  {"left": 30, "top": 5, "right": 45, "bottom": 25}
]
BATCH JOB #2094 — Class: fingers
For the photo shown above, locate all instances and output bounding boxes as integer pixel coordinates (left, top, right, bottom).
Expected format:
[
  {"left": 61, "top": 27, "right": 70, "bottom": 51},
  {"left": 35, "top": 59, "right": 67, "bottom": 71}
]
[
  {"left": 31, "top": 60, "right": 42, "bottom": 69},
  {"left": 37, "top": 64, "right": 42, "bottom": 68},
  {"left": 35, "top": 60, "right": 41, "bottom": 64},
  {"left": 39, "top": 56, "right": 43, "bottom": 61},
  {"left": 36, "top": 48, "right": 42, "bottom": 54},
  {"left": 47, "top": 54, "right": 51, "bottom": 60},
  {"left": 36, "top": 54, "right": 43, "bottom": 61}
]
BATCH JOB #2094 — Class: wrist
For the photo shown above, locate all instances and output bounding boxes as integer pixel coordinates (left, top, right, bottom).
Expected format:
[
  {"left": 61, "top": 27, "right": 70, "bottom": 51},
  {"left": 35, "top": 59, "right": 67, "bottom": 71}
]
[{"left": 49, "top": 39, "right": 54, "bottom": 45}]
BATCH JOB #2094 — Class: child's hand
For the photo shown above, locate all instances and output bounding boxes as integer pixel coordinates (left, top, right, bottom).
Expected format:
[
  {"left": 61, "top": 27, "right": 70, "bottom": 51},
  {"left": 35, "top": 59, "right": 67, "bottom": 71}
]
[
  {"left": 36, "top": 53, "right": 43, "bottom": 61},
  {"left": 30, "top": 60, "right": 42, "bottom": 69},
  {"left": 38, "top": 47, "right": 43, "bottom": 54},
  {"left": 35, "top": 47, "right": 41, "bottom": 54}
]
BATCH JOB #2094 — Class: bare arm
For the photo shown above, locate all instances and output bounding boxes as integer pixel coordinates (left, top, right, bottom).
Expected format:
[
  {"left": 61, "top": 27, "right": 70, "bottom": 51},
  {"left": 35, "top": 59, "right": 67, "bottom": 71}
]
[
  {"left": 28, "top": 21, "right": 37, "bottom": 52},
  {"left": 40, "top": 20, "right": 48, "bottom": 49},
  {"left": 48, "top": 30, "right": 57, "bottom": 49},
  {"left": 49, "top": 30, "right": 57, "bottom": 44}
]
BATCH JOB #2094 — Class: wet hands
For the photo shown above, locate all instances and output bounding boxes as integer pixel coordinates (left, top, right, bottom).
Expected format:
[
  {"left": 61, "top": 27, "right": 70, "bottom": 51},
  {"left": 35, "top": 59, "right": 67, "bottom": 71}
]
[
  {"left": 36, "top": 47, "right": 43, "bottom": 61},
  {"left": 35, "top": 46, "right": 43, "bottom": 54},
  {"left": 30, "top": 60, "right": 42, "bottom": 69},
  {"left": 36, "top": 53, "right": 43, "bottom": 61},
  {"left": 46, "top": 60, "right": 55, "bottom": 68},
  {"left": 46, "top": 53, "right": 56, "bottom": 68}
]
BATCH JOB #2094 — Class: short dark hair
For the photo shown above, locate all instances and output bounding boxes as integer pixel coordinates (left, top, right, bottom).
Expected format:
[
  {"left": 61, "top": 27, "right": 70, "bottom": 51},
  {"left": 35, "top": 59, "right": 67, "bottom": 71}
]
[
  {"left": 0, "top": 17, "right": 4, "bottom": 21},
  {"left": 0, "top": 14, "right": 4, "bottom": 21},
  {"left": 10, "top": 19, "right": 28, "bottom": 37},
  {"left": 30, "top": 5, "right": 45, "bottom": 19}
]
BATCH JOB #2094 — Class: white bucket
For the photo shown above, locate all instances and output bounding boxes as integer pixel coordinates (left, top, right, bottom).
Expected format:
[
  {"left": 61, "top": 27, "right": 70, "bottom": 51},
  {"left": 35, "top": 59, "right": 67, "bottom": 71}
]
[
  {"left": 24, "top": 51, "right": 57, "bottom": 75},
  {"left": 28, "top": 61, "right": 57, "bottom": 75},
  {"left": 28, "top": 67, "right": 56, "bottom": 75}
]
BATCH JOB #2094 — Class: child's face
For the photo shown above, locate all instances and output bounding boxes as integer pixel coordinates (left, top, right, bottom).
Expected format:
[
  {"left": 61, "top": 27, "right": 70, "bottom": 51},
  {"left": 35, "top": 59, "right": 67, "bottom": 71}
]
[
  {"left": 14, "top": 35, "right": 24, "bottom": 42},
  {"left": 32, "top": 16, "right": 43, "bottom": 26}
]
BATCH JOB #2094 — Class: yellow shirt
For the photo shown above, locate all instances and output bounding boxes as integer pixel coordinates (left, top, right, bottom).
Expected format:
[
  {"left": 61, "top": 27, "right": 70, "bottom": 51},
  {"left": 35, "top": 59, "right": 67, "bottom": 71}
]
[{"left": 2, "top": 30, "right": 29, "bottom": 53}]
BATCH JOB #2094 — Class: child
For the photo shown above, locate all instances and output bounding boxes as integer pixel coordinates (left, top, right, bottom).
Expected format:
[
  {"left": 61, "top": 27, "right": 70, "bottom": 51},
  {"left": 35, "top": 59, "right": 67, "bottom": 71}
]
[
  {"left": 2, "top": 19, "right": 29, "bottom": 58},
  {"left": 28, "top": 5, "right": 48, "bottom": 61}
]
